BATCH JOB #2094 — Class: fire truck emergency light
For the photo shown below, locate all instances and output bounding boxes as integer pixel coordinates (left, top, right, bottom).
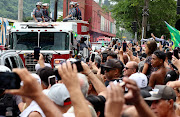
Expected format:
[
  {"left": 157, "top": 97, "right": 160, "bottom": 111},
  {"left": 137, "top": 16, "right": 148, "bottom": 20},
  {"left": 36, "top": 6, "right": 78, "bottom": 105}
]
[{"left": 54, "top": 60, "right": 61, "bottom": 64}]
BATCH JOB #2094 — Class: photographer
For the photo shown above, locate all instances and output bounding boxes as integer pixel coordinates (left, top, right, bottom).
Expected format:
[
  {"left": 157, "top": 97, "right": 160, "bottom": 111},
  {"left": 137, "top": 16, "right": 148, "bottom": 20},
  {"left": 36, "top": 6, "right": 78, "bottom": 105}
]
[
  {"left": 0, "top": 65, "right": 22, "bottom": 117},
  {"left": 77, "top": 37, "right": 91, "bottom": 52}
]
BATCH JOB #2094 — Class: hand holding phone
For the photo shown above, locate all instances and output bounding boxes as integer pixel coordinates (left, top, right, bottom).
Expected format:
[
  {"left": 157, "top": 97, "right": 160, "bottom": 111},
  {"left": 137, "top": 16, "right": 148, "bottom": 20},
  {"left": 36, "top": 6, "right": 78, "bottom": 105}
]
[
  {"left": 102, "top": 53, "right": 108, "bottom": 62},
  {"left": 0, "top": 72, "right": 21, "bottom": 90},
  {"left": 48, "top": 75, "right": 56, "bottom": 86},
  {"left": 54, "top": 61, "right": 84, "bottom": 80},
  {"left": 34, "top": 47, "right": 41, "bottom": 60},
  {"left": 123, "top": 43, "right": 127, "bottom": 52},
  {"left": 173, "top": 49, "right": 179, "bottom": 59},
  {"left": 91, "top": 54, "right": 95, "bottom": 62}
]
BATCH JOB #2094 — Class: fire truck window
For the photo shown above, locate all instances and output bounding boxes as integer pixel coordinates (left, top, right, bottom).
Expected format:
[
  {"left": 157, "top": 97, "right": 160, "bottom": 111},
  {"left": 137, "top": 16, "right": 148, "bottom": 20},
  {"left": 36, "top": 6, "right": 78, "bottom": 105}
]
[
  {"left": 10, "top": 57, "right": 18, "bottom": 68},
  {"left": 40, "top": 32, "right": 69, "bottom": 50},
  {"left": 5, "top": 58, "right": 12, "bottom": 70},
  {"left": 12, "top": 32, "right": 38, "bottom": 50}
]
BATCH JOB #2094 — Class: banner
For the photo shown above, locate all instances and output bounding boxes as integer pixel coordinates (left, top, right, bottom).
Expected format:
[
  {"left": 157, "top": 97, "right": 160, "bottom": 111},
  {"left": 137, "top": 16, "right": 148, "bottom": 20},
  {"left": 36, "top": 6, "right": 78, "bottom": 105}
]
[{"left": 165, "top": 21, "right": 180, "bottom": 49}]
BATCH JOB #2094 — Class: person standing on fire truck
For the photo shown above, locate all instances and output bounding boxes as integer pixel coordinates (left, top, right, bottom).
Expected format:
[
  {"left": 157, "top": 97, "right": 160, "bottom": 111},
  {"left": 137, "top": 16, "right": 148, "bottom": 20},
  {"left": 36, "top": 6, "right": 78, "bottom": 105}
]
[{"left": 33, "top": 2, "right": 45, "bottom": 22}]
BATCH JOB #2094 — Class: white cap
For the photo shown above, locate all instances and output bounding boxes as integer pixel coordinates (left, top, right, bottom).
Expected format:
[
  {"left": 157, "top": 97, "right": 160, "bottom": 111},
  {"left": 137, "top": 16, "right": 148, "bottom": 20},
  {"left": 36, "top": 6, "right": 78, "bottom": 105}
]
[
  {"left": 69, "top": 1, "right": 74, "bottom": 5},
  {"left": 47, "top": 84, "right": 70, "bottom": 106},
  {"left": 0, "top": 65, "right": 11, "bottom": 72},
  {"left": 21, "top": 73, "right": 41, "bottom": 86},
  {"left": 42, "top": 3, "right": 49, "bottom": 6},
  {"left": 36, "top": 2, "right": 42, "bottom": 6},
  {"left": 129, "top": 73, "right": 148, "bottom": 88},
  {"left": 35, "top": 63, "right": 52, "bottom": 72}
]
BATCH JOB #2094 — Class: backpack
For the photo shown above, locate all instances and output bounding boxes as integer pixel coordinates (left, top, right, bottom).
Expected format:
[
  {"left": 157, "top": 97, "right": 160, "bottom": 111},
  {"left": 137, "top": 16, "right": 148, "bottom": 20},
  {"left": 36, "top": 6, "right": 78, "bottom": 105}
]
[
  {"left": 75, "top": 7, "right": 82, "bottom": 20},
  {"left": 0, "top": 94, "right": 20, "bottom": 116}
]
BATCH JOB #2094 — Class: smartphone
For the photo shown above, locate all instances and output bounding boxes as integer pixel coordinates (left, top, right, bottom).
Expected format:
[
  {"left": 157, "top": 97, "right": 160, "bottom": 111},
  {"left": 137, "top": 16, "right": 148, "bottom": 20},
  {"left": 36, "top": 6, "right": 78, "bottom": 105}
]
[
  {"left": 123, "top": 43, "right": 127, "bottom": 52},
  {"left": 54, "top": 69, "right": 61, "bottom": 80},
  {"left": 174, "top": 49, "right": 179, "bottom": 59},
  {"left": 34, "top": 47, "right": 41, "bottom": 60},
  {"left": 48, "top": 75, "right": 56, "bottom": 86},
  {"left": 86, "top": 58, "right": 89, "bottom": 63},
  {"left": 102, "top": 53, "right": 108, "bottom": 62},
  {"left": 0, "top": 72, "right": 21, "bottom": 89},
  {"left": 101, "top": 66, "right": 105, "bottom": 75},
  {"left": 91, "top": 54, "right": 95, "bottom": 62},
  {"left": 74, "top": 61, "right": 83, "bottom": 72},
  {"left": 133, "top": 52, "right": 137, "bottom": 56},
  {"left": 132, "top": 48, "right": 136, "bottom": 52}
]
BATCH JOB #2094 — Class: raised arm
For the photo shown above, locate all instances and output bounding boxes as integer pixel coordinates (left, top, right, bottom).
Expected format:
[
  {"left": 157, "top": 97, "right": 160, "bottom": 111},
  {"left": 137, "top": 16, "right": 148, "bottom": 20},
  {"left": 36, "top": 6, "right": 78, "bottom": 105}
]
[
  {"left": 5, "top": 68, "right": 62, "bottom": 117},
  {"left": 58, "top": 61, "right": 91, "bottom": 117},
  {"left": 81, "top": 62, "right": 107, "bottom": 98},
  {"left": 123, "top": 78, "right": 156, "bottom": 117}
]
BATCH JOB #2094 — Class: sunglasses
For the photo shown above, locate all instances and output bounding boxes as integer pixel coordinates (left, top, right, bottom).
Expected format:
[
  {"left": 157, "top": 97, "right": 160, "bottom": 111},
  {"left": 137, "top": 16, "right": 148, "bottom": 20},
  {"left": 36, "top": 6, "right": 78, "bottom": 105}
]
[{"left": 124, "top": 67, "right": 133, "bottom": 70}]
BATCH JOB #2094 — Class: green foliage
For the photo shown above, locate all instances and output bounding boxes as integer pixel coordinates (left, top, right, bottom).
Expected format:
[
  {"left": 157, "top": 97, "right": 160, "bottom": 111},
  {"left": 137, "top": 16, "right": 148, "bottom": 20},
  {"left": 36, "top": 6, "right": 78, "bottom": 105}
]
[
  {"left": 57, "top": 15, "right": 63, "bottom": 22},
  {"left": 110, "top": 0, "right": 180, "bottom": 39},
  {"left": 0, "top": 0, "right": 63, "bottom": 20}
]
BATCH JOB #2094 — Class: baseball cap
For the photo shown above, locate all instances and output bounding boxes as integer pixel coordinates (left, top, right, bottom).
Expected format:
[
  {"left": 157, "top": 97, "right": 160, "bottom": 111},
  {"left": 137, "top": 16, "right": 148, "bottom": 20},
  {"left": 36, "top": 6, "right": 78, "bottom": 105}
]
[
  {"left": 129, "top": 73, "right": 148, "bottom": 88},
  {"left": 144, "top": 85, "right": 176, "bottom": 101},
  {"left": 35, "top": 63, "right": 52, "bottom": 72},
  {"left": 47, "top": 84, "right": 71, "bottom": 106},
  {"left": 103, "top": 59, "right": 122, "bottom": 69},
  {"left": 21, "top": 73, "right": 41, "bottom": 86},
  {"left": 164, "top": 70, "right": 178, "bottom": 84},
  {"left": 37, "top": 66, "right": 55, "bottom": 86},
  {"left": 42, "top": 3, "right": 49, "bottom": 6}
]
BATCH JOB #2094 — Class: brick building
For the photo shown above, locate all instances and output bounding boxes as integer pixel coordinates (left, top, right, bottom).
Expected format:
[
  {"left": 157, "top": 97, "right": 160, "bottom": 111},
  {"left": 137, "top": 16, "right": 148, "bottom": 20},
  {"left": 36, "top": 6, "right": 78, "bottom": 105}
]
[{"left": 63, "top": 0, "right": 116, "bottom": 42}]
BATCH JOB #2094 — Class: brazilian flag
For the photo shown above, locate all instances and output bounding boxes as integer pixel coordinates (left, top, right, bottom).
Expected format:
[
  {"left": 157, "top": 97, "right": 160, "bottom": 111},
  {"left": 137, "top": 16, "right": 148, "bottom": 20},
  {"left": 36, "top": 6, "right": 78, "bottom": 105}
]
[{"left": 165, "top": 21, "right": 180, "bottom": 49}]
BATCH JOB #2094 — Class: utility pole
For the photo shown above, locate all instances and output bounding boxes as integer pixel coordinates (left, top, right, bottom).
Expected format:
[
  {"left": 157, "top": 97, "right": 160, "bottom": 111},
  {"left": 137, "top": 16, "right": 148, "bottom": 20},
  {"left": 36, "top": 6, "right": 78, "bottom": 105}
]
[
  {"left": 66, "top": 0, "right": 69, "bottom": 16},
  {"left": 54, "top": 0, "right": 58, "bottom": 22},
  {"left": 18, "top": 0, "right": 23, "bottom": 22},
  {"left": 142, "top": 0, "right": 149, "bottom": 39}
]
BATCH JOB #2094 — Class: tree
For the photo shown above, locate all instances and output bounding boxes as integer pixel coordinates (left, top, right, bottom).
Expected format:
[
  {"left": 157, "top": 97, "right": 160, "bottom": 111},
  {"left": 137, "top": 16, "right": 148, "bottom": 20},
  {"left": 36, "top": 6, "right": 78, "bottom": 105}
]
[{"left": 110, "top": 0, "right": 180, "bottom": 40}]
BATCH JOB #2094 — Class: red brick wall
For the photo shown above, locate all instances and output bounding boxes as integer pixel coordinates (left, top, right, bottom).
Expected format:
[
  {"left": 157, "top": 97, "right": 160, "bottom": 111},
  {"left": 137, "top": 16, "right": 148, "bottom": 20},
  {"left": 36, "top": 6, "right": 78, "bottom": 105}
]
[{"left": 63, "top": 0, "right": 116, "bottom": 41}]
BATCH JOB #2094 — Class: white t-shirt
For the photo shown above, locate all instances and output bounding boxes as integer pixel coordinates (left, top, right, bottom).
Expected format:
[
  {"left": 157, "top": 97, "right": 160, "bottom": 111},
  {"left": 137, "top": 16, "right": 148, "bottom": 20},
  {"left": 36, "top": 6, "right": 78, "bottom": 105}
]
[{"left": 19, "top": 101, "right": 46, "bottom": 117}]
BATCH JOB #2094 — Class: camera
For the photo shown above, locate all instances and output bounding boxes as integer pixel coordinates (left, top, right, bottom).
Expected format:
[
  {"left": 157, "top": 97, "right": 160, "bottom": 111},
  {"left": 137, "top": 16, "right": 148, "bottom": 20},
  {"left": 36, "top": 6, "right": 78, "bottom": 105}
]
[
  {"left": 0, "top": 72, "right": 21, "bottom": 90},
  {"left": 54, "top": 61, "right": 84, "bottom": 80}
]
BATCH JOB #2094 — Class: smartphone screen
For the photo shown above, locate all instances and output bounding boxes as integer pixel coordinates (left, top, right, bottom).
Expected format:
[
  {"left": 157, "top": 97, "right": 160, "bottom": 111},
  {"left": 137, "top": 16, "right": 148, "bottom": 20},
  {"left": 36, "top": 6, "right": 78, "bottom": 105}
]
[
  {"left": 91, "top": 54, "right": 95, "bottom": 62},
  {"left": 174, "top": 49, "right": 179, "bottom": 59},
  {"left": 74, "top": 61, "right": 83, "bottom": 72},
  {"left": 101, "top": 66, "right": 105, "bottom": 74},
  {"left": 102, "top": 53, "right": 108, "bottom": 62},
  {"left": 0, "top": 72, "right": 21, "bottom": 89},
  {"left": 86, "top": 58, "right": 89, "bottom": 63},
  {"left": 123, "top": 43, "right": 127, "bottom": 52},
  {"left": 34, "top": 47, "right": 41, "bottom": 60},
  {"left": 132, "top": 48, "right": 135, "bottom": 52},
  {"left": 48, "top": 75, "right": 56, "bottom": 86}
]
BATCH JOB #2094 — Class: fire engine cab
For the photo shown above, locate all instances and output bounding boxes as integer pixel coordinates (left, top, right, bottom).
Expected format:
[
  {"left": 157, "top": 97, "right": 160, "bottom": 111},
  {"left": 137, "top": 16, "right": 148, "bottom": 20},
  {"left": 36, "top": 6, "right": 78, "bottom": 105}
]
[{"left": 8, "top": 20, "right": 89, "bottom": 72}]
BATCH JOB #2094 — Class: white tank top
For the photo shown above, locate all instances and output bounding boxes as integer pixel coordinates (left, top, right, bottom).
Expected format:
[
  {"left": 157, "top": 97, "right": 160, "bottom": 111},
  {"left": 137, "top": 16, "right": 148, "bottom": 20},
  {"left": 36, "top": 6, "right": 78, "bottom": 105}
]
[{"left": 20, "top": 101, "right": 46, "bottom": 117}]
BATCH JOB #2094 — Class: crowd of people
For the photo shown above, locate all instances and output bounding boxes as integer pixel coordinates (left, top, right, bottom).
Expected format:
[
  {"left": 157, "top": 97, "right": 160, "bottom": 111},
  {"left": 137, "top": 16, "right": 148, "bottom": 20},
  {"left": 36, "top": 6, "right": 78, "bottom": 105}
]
[{"left": 0, "top": 34, "right": 180, "bottom": 117}]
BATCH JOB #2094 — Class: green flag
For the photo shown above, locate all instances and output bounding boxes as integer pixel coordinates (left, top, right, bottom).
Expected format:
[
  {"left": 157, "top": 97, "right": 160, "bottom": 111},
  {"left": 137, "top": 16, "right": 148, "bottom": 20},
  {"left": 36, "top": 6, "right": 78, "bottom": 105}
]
[
  {"left": 165, "top": 21, "right": 180, "bottom": 49},
  {"left": 73, "top": 31, "right": 78, "bottom": 37}
]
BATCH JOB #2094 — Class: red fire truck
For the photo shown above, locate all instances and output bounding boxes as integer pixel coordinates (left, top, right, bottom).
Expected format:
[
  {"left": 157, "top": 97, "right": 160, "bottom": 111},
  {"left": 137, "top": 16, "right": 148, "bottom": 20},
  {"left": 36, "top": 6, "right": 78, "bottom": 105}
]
[{"left": 8, "top": 20, "right": 89, "bottom": 72}]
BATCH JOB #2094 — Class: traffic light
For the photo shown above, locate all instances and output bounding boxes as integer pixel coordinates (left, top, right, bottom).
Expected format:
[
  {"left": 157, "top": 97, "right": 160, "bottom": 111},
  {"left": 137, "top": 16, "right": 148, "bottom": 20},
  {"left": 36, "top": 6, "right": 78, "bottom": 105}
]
[
  {"left": 177, "top": 0, "right": 180, "bottom": 14},
  {"left": 131, "top": 21, "right": 137, "bottom": 32}
]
